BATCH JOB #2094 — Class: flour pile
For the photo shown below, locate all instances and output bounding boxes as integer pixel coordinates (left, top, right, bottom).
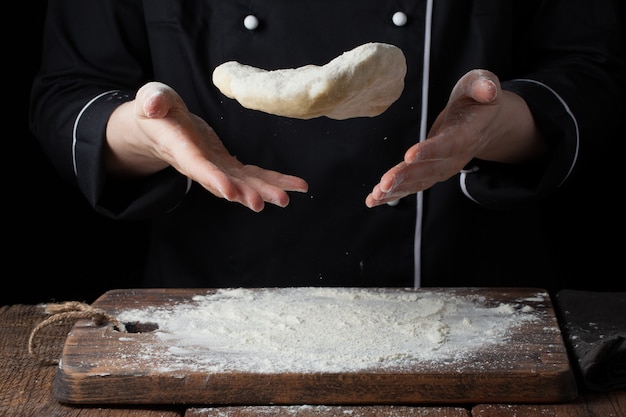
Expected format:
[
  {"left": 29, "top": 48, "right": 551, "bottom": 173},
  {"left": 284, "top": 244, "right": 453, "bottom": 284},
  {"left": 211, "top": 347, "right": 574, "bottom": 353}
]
[{"left": 115, "top": 288, "right": 541, "bottom": 373}]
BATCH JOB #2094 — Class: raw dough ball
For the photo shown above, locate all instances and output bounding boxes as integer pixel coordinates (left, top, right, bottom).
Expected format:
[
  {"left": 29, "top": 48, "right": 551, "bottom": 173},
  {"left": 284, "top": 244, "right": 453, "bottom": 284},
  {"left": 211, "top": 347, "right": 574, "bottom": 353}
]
[{"left": 212, "top": 42, "right": 407, "bottom": 120}]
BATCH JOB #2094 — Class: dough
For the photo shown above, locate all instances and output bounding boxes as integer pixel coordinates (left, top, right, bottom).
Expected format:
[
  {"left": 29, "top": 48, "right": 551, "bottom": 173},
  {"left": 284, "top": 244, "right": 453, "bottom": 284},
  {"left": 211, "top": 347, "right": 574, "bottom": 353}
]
[{"left": 212, "top": 42, "right": 407, "bottom": 120}]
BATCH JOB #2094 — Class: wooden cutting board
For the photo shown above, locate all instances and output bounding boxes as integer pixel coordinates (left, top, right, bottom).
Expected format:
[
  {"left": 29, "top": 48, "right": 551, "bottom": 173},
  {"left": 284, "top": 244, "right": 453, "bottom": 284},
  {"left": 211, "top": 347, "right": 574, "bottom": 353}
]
[{"left": 53, "top": 287, "right": 577, "bottom": 405}]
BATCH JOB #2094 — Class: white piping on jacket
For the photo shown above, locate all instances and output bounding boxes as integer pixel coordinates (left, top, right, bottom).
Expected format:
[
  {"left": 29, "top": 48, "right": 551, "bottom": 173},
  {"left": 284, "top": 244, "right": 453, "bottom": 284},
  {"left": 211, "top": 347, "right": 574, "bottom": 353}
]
[
  {"left": 459, "top": 78, "right": 580, "bottom": 202},
  {"left": 72, "top": 90, "right": 119, "bottom": 176},
  {"left": 514, "top": 78, "right": 579, "bottom": 185},
  {"left": 459, "top": 166, "right": 480, "bottom": 205},
  {"left": 414, "top": 0, "right": 434, "bottom": 288}
]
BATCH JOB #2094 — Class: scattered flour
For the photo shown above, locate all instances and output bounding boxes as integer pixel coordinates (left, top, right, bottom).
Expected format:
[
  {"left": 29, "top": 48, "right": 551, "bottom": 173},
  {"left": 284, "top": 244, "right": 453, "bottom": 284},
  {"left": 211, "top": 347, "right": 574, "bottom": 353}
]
[{"left": 114, "top": 288, "right": 541, "bottom": 373}]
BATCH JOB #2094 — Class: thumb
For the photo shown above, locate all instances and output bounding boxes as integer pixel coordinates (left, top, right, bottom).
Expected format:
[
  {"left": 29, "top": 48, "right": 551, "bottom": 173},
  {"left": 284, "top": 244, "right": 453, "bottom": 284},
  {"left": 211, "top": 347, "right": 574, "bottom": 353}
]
[
  {"left": 134, "top": 81, "right": 180, "bottom": 119},
  {"left": 450, "top": 69, "right": 499, "bottom": 105}
]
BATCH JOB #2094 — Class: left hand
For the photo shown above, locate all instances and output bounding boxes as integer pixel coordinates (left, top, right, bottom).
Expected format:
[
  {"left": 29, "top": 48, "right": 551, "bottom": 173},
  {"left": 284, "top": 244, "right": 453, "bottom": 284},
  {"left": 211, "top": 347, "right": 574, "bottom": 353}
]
[{"left": 366, "top": 69, "right": 545, "bottom": 207}]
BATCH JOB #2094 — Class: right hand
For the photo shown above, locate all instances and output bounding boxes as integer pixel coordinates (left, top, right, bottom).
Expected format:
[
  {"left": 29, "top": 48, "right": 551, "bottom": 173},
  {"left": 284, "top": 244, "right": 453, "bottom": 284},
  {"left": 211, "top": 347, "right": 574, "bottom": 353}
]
[{"left": 105, "top": 82, "right": 309, "bottom": 212}]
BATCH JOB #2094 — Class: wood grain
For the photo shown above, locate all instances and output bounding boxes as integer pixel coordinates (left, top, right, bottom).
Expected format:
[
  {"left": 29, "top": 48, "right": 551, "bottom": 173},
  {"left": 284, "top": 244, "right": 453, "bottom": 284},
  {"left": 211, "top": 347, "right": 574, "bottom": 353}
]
[
  {"left": 471, "top": 389, "right": 626, "bottom": 417},
  {"left": 0, "top": 304, "right": 182, "bottom": 417},
  {"left": 53, "top": 288, "right": 578, "bottom": 406},
  {"left": 186, "top": 405, "right": 471, "bottom": 416}
]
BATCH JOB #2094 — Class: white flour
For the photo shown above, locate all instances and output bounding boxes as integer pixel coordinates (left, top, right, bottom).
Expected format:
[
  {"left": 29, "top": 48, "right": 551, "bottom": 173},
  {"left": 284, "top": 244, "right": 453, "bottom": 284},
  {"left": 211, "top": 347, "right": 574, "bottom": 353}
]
[{"left": 114, "top": 287, "right": 542, "bottom": 373}]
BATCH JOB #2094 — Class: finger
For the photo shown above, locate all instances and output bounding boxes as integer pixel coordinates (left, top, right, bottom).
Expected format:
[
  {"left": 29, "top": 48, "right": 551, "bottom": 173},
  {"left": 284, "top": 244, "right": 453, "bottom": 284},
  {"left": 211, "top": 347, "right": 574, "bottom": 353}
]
[
  {"left": 366, "top": 184, "right": 415, "bottom": 207},
  {"left": 248, "top": 167, "right": 309, "bottom": 193},
  {"left": 225, "top": 177, "right": 268, "bottom": 212},
  {"left": 367, "top": 155, "right": 456, "bottom": 207},
  {"left": 192, "top": 160, "right": 307, "bottom": 212},
  {"left": 368, "top": 171, "right": 428, "bottom": 203},
  {"left": 206, "top": 172, "right": 268, "bottom": 212},
  {"left": 238, "top": 166, "right": 309, "bottom": 208},
  {"left": 366, "top": 178, "right": 424, "bottom": 208},
  {"left": 366, "top": 185, "right": 403, "bottom": 208},
  {"left": 449, "top": 69, "right": 499, "bottom": 105},
  {"left": 170, "top": 147, "right": 260, "bottom": 211},
  {"left": 470, "top": 75, "right": 498, "bottom": 104},
  {"left": 366, "top": 164, "right": 413, "bottom": 205},
  {"left": 366, "top": 194, "right": 406, "bottom": 208},
  {"left": 242, "top": 176, "right": 292, "bottom": 208},
  {"left": 134, "top": 82, "right": 180, "bottom": 119},
  {"left": 404, "top": 135, "right": 452, "bottom": 164}
]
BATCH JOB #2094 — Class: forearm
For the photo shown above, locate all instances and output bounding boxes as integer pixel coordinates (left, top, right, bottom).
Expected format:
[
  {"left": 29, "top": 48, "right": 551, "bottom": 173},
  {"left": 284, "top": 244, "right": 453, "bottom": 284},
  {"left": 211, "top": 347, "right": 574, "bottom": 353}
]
[{"left": 105, "top": 101, "right": 170, "bottom": 177}]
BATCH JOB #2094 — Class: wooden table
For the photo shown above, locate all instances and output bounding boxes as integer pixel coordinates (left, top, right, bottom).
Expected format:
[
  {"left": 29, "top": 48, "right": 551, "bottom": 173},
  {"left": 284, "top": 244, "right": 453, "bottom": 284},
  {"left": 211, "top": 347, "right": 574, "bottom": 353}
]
[{"left": 1, "top": 303, "right": 624, "bottom": 417}]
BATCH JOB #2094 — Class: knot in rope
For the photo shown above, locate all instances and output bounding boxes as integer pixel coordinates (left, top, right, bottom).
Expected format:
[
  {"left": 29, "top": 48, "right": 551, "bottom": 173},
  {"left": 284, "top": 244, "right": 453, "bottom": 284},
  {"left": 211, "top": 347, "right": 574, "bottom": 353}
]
[{"left": 28, "top": 301, "right": 126, "bottom": 365}]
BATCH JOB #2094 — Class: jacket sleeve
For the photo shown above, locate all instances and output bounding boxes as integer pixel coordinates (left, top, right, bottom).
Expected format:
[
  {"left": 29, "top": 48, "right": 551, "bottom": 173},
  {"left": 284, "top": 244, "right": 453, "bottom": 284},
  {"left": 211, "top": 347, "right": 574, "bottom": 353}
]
[
  {"left": 462, "top": 0, "right": 626, "bottom": 209},
  {"left": 29, "top": 0, "right": 188, "bottom": 219}
]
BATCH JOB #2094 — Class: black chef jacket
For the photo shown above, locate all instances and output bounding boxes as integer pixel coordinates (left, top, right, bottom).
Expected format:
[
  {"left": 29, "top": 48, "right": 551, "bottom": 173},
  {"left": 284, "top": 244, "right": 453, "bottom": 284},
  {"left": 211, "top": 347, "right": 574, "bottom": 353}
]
[{"left": 29, "top": 0, "right": 626, "bottom": 290}]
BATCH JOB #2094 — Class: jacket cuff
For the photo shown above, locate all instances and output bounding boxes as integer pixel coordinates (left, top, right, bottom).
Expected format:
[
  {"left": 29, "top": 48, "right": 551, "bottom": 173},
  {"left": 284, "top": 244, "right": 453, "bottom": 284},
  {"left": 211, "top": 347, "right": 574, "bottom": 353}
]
[
  {"left": 460, "top": 79, "right": 579, "bottom": 209},
  {"left": 73, "top": 90, "right": 189, "bottom": 219}
]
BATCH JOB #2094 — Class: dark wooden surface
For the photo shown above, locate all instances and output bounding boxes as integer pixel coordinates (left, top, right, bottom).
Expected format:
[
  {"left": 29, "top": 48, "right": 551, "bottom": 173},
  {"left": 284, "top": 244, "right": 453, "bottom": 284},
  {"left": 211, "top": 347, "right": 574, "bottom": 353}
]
[
  {"left": 0, "top": 304, "right": 182, "bottom": 417},
  {"left": 186, "top": 405, "right": 471, "bottom": 416},
  {"left": 53, "top": 288, "right": 577, "bottom": 405},
  {"left": 1, "top": 303, "right": 623, "bottom": 417},
  {"left": 471, "top": 389, "right": 626, "bottom": 417}
]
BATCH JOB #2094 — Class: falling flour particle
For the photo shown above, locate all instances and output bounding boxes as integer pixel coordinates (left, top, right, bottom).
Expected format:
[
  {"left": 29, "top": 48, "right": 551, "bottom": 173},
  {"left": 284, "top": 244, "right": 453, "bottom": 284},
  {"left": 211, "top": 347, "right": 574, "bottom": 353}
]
[{"left": 115, "top": 288, "right": 539, "bottom": 373}]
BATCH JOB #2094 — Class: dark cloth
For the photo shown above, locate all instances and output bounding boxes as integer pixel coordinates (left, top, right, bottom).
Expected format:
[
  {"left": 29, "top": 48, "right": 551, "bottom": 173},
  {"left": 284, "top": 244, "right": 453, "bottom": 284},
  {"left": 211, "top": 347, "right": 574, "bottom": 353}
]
[
  {"left": 29, "top": 0, "right": 626, "bottom": 290},
  {"left": 555, "top": 290, "right": 626, "bottom": 391}
]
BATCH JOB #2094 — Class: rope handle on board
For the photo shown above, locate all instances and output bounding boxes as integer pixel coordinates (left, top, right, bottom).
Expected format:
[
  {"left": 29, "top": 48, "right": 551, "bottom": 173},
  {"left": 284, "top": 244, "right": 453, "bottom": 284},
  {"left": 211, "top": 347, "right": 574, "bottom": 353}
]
[{"left": 28, "top": 301, "right": 126, "bottom": 365}]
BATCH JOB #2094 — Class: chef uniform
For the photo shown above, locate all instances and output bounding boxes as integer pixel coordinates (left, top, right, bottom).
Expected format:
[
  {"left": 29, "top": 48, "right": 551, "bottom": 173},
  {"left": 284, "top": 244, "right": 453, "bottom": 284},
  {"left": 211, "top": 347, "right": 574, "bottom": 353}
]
[{"left": 30, "top": 1, "right": 625, "bottom": 290}]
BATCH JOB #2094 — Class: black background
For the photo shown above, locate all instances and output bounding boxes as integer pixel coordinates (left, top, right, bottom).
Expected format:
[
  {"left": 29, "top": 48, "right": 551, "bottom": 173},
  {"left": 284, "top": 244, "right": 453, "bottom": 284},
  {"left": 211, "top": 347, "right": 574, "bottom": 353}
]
[{"left": 4, "top": 3, "right": 148, "bottom": 305}]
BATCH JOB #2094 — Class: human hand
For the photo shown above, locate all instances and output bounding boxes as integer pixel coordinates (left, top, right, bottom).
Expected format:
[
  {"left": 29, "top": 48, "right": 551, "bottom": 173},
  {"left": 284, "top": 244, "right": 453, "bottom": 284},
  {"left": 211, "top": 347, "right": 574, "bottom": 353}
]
[
  {"left": 105, "top": 82, "right": 308, "bottom": 212},
  {"left": 365, "top": 69, "right": 544, "bottom": 207}
]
